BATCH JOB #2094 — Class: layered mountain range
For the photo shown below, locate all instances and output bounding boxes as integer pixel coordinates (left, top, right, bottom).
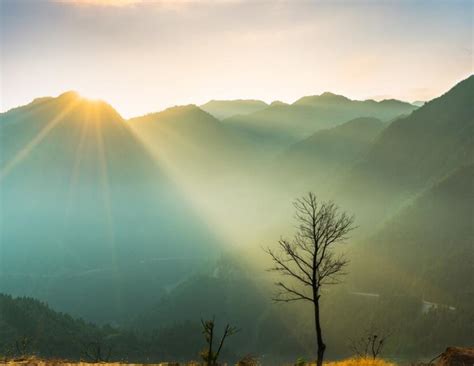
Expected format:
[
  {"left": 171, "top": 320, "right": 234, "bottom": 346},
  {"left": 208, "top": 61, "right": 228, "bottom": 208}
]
[{"left": 1, "top": 76, "right": 472, "bottom": 358}]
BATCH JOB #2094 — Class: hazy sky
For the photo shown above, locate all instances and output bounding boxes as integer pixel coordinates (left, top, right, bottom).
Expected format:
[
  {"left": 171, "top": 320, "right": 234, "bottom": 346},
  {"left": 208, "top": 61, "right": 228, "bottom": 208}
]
[{"left": 1, "top": 0, "right": 472, "bottom": 118}]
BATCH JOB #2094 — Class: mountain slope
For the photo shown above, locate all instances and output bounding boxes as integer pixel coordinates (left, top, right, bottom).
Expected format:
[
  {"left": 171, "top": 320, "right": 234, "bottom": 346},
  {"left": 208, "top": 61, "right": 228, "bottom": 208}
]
[
  {"left": 224, "top": 92, "right": 417, "bottom": 152},
  {"left": 275, "top": 117, "right": 385, "bottom": 194},
  {"left": 200, "top": 99, "right": 268, "bottom": 120},
  {"left": 350, "top": 163, "right": 474, "bottom": 306},
  {"left": 0, "top": 293, "right": 105, "bottom": 359},
  {"left": 0, "top": 93, "right": 219, "bottom": 323},
  {"left": 129, "top": 104, "right": 253, "bottom": 175},
  {"left": 0, "top": 293, "right": 194, "bottom": 361},
  {"left": 336, "top": 75, "right": 474, "bottom": 230}
]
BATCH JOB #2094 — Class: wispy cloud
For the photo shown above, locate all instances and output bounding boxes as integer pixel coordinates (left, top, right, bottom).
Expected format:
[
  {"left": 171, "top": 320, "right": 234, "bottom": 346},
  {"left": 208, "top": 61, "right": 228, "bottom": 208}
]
[
  {"left": 54, "top": 0, "right": 243, "bottom": 7},
  {"left": 55, "top": 0, "right": 143, "bottom": 7}
]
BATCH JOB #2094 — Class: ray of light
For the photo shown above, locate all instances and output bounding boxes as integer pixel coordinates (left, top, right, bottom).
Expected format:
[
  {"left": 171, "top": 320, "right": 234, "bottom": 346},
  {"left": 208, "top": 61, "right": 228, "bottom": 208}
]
[
  {"left": 0, "top": 99, "right": 81, "bottom": 181},
  {"left": 94, "top": 104, "right": 115, "bottom": 246},
  {"left": 66, "top": 103, "right": 91, "bottom": 211},
  {"left": 93, "top": 103, "right": 123, "bottom": 308},
  {"left": 126, "top": 122, "right": 238, "bottom": 245}
]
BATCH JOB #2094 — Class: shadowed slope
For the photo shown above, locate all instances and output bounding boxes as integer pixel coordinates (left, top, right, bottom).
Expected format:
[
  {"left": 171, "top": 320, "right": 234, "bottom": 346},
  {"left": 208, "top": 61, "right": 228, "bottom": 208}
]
[
  {"left": 276, "top": 117, "right": 384, "bottom": 194},
  {"left": 350, "top": 163, "right": 474, "bottom": 305},
  {"left": 337, "top": 75, "right": 474, "bottom": 230}
]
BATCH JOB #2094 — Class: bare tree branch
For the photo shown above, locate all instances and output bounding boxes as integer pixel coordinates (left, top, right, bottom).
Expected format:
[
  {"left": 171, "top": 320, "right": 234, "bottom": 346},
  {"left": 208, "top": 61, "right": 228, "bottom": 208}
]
[{"left": 265, "top": 192, "right": 355, "bottom": 366}]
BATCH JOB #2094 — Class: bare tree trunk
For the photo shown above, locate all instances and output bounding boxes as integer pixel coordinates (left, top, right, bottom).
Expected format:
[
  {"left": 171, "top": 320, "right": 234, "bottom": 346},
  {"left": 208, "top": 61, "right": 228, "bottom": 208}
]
[
  {"left": 208, "top": 325, "right": 214, "bottom": 366},
  {"left": 314, "top": 298, "right": 326, "bottom": 366},
  {"left": 265, "top": 193, "right": 354, "bottom": 366}
]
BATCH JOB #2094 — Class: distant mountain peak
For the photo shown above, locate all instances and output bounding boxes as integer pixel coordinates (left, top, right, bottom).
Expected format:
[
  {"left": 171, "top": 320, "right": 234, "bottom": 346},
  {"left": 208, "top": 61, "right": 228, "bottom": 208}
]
[
  {"left": 205, "top": 98, "right": 266, "bottom": 105},
  {"left": 294, "top": 92, "right": 351, "bottom": 105},
  {"left": 377, "top": 98, "right": 414, "bottom": 107},
  {"left": 200, "top": 99, "right": 268, "bottom": 119},
  {"left": 57, "top": 90, "right": 82, "bottom": 101},
  {"left": 128, "top": 104, "right": 221, "bottom": 129},
  {"left": 270, "top": 100, "right": 288, "bottom": 107},
  {"left": 319, "top": 91, "right": 350, "bottom": 100},
  {"left": 2, "top": 90, "right": 124, "bottom": 122}
]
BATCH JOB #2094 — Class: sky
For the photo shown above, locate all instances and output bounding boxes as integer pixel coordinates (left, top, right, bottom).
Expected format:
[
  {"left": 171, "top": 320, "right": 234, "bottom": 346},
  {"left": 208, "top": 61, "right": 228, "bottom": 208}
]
[{"left": 1, "top": 0, "right": 472, "bottom": 118}]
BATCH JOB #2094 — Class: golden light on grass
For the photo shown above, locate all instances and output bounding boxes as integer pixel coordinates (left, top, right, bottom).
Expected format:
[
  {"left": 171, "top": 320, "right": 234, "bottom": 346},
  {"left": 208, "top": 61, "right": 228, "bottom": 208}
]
[
  {"left": 3, "top": 358, "right": 398, "bottom": 366},
  {"left": 324, "top": 358, "right": 397, "bottom": 366}
]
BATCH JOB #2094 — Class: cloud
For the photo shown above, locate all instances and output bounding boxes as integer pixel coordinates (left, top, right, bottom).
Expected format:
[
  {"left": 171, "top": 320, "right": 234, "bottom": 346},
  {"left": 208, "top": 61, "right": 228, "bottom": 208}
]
[
  {"left": 54, "top": 0, "right": 244, "bottom": 7},
  {"left": 54, "top": 0, "right": 143, "bottom": 7}
]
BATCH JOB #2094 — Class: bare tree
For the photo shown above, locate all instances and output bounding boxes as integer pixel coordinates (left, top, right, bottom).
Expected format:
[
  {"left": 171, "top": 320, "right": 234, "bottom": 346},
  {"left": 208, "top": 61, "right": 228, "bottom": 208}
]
[
  {"left": 200, "top": 317, "right": 239, "bottom": 366},
  {"left": 349, "top": 328, "right": 392, "bottom": 359},
  {"left": 265, "top": 192, "right": 355, "bottom": 366}
]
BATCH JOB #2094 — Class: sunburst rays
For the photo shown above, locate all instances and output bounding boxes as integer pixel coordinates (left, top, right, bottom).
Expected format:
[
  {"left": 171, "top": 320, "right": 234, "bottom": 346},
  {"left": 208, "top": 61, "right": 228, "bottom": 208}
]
[
  {"left": 92, "top": 102, "right": 123, "bottom": 308},
  {"left": 66, "top": 102, "right": 92, "bottom": 211},
  {"left": 0, "top": 98, "right": 81, "bottom": 181}
]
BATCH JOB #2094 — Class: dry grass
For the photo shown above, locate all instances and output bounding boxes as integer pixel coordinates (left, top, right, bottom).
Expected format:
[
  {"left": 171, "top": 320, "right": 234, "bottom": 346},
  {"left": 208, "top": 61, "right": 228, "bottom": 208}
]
[
  {"left": 324, "top": 358, "right": 396, "bottom": 366},
  {"left": 1, "top": 363, "right": 189, "bottom": 366},
  {"left": 0, "top": 359, "right": 194, "bottom": 366},
  {"left": 1, "top": 357, "right": 398, "bottom": 366}
]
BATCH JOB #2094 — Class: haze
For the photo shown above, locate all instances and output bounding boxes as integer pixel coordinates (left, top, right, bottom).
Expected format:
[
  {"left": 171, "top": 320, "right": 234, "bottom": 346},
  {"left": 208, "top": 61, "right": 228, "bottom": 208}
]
[{"left": 1, "top": 0, "right": 472, "bottom": 117}]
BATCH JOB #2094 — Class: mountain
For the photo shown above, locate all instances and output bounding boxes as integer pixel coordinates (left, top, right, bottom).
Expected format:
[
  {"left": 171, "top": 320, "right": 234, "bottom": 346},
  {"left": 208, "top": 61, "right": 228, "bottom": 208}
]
[
  {"left": 350, "top": 163, "right": 474, "bottom": 307},
  {"left": 412, "top": 101, "right": 426, "bottom": 107},
  {"left": 0, "top": 92, "right": 219, "bottom": 323},
  {"left": 0, "top": 293, "right": 198, "bottom": 362},
  {"left": 276, "top": 117, "right": 385, "bottom": 194},
  {"left": 336, "top": 75, "right": 474, "bottom": 230},
  {"left": 129, "top": 104, "right": 253, "bottom": 176},
  {"left": 224, "top": 92, "right": 417, "bottom": 152},
  {"left": 200, "top": 99, "right": 268, "bottom": 120},
  {"left": 0, "top": 293, "right": 104, "bottom": 359},
  {"left": 270, "top": 101, "right": 289, "bottom": 107},
  {"left": 128, "top": 105, "right": 275, "bottom": 244}
]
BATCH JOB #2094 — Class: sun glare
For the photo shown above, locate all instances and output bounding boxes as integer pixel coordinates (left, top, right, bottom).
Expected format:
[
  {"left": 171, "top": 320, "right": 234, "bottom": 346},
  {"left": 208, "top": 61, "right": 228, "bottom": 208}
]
[{"left": 76, "top": 90, "right": 103, "bottom": 103}]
